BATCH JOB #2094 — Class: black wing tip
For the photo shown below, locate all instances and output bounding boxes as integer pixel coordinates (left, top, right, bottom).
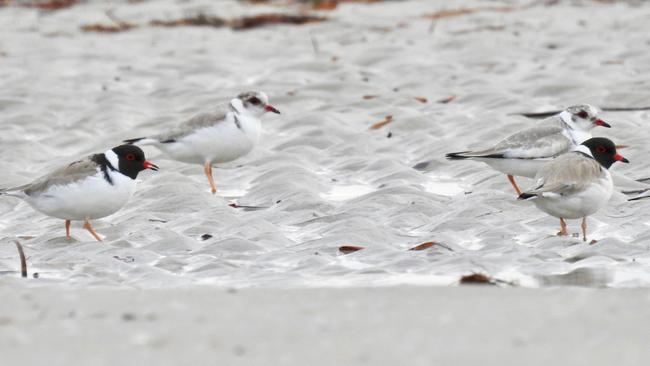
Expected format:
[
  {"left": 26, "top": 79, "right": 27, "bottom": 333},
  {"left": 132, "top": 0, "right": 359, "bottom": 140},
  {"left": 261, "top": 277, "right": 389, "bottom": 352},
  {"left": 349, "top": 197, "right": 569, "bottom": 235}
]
[
  {"left": 518, "top": 192, "right": 536, "bottom": 200},
  {"left": 511, "top": 110, "right": 562, "bottom": 119},
  {"left": 446, "top": 152, "right": 470, "bottom": 160},
  {"left": 446, "top": 152, "right": 505, "bottom": 160},
  {"left": 123, "top": 137, "right": 145, "bottom": 145}
]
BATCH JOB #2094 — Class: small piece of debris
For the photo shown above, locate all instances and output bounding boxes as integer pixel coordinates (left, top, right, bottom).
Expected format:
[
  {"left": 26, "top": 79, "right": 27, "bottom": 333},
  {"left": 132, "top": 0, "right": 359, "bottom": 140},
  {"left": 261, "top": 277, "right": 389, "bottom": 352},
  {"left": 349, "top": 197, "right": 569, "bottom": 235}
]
[
  {"left": 339, "top": 245, "right": 365, "bottom": 254},
  {"left": 409, "top": 241, "right": 436, "bottom": 251},
  {"left": 148, "top": 218, "right": 168, "bottom": 223},
  {"left": 460, "top": 273, "right": 494, "bottom": 285},
  {"left": 113, "top": 256, "right": 135, "bottom": 263},
  {"left": 228, "top": 203, "right": 268, "bottom": 211},
  {"left": 150, "top": 14, "right": 225, "bottom": 28},
  {"left": 230, "top": 14, "right": 326, "bottom": 30},
  {"left": 201, "top": 234, "right": 213, "bottom": 241},
  {"left": 437, "top": 95, "right": 456, "bottom": 104},
  {"left": 414, "top": 96, "right": 428, "bottom": 104},
  {"left": 363, "top": 95, "right": 379, "bottom": 100},
  {"left": 19, "top": 0, "right": 79, "bottom": 10},
  {"left": 14, "top": 241, "right": 27, "bottom": 278},
  {"left": 81, "top": 22, "right": 136, "bottom": 33},
  {"left": 369, "top": 115, "right": 393, "bottom": 130}
]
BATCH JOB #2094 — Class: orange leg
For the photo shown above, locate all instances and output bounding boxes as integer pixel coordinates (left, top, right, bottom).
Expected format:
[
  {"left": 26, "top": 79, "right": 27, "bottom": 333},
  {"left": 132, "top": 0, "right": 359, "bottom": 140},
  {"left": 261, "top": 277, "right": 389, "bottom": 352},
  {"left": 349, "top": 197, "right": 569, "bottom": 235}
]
[
  {"left": 557, "top": 218, "right": 568, "bottom": 236},
  {"left": 65, "top": 220, "right": 71, "bottom": 239},
  {"left": 507, "top": 174, "right": 522, "bottom": 196},
  {"left": 581, "top": 217, "right": 588, "bottom": 242},
  {"left": 204, "top": 162, "right": 217, "bottom": 194},
  {"left": 83, "top": 220, "right": 102, "bottom": 242}
]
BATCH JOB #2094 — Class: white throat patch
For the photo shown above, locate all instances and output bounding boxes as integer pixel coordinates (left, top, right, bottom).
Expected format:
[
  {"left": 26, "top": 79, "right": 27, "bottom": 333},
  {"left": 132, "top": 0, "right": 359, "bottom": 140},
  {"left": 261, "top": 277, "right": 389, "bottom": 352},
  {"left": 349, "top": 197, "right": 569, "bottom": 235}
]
[
  {"left": 104, "top": 149, "right": 120, "bottom": 171},
  {"left": 559, "top": 111, "right": 576, "bottom": 128},
  {"left": 230, "top": 98, "right": 245, "bottom": 115}
]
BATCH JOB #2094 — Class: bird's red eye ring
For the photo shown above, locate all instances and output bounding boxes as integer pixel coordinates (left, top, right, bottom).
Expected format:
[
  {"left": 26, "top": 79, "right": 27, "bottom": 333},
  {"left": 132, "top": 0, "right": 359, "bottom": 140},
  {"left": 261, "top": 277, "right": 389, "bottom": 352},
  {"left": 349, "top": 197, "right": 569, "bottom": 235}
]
[
  {"left": 577, "top": 110, "right": 589, "bottom": 119},
  {"left": 596, "top": 146, "right": 607, "bottom": 153},
  {"left": 125, "top": 154, "right": 136, "bottom": 161}
]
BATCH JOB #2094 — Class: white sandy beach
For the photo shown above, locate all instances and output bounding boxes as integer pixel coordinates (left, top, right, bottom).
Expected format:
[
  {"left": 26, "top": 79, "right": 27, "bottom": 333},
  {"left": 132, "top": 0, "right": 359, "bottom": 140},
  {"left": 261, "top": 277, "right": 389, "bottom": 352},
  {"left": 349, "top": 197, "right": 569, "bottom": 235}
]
[{"left": 2, "top": 0, "right": 650, "bottom": 363}]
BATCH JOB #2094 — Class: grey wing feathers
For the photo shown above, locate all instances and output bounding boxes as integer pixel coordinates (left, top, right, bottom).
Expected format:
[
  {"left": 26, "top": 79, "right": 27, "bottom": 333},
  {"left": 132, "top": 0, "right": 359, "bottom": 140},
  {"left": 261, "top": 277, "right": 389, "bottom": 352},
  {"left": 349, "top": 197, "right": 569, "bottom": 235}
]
[
  {"left": 452, "top": 123, "right": 572, "bottom": 159},
  {"left": 22, "top": 158, "right": 100, "bottom": 196},
  {"left": 522, "top": 153, "right": 603, "bottom": 196},
  {"left": 488, "top": 125, "right": 571, "bottom": 158},
  {"left": 154, "top": 112, "right": 227, "bottom": 142}
]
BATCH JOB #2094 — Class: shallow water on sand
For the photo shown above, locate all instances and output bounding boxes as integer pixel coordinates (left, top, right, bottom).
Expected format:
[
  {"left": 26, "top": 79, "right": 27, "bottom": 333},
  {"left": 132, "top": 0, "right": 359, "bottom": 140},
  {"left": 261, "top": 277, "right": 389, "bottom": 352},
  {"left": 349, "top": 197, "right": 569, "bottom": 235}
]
[{"left": 2, "top": 0, "right": 650, "bottom": 288}]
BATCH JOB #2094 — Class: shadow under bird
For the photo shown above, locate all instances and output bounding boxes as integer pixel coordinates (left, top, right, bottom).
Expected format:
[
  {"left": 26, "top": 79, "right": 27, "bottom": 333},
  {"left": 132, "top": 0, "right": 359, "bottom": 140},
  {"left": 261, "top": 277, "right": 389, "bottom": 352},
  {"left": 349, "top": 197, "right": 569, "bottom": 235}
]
[
  {"left": 518, "top": 137, "right": 628, "bottom": 242},
  {"left": 446, "top": 104, "right": 611, "bottom": 195},
  {"left": 124, "top": 91, "right": 280, "bottom": 194},
  {"left": 0, "top": 145, "right": 159, "bottom": 241}
]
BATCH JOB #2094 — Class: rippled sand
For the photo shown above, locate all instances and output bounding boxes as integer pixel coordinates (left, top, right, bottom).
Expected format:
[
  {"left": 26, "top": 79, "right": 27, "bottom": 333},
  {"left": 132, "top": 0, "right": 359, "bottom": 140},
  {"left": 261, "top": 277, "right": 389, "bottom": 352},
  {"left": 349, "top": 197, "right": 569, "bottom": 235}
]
[{"left": 1, "top": 0, "right": 650, "bottom": 289}]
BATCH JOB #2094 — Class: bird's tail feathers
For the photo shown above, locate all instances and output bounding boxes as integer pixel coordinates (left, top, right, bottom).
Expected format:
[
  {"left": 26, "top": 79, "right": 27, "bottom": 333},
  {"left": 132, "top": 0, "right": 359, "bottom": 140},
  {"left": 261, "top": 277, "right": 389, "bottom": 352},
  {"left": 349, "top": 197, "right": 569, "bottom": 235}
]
[
  {"left": 446, "top": 150, "right": 504, "bottom": 160},
  {"left": 445, "top": 151, "right": 472, "bottom": 160},
  {"left": 0, "top": 187, "right": 25, "bottom": 198}
]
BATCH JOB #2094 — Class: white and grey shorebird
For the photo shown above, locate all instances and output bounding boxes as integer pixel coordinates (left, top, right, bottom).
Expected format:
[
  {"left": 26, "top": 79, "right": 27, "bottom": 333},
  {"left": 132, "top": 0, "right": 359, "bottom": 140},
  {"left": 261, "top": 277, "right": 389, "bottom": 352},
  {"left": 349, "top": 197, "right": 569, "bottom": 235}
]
[
  {"left": 518, "top": 137, "right": 628, "bottom": 242},
  {"left": 124, "top": 91, "right": 280, "bottom": 194},
  {"left": 446, "top": 104, "right": 611, "bottom": 195},
  {"left": 0, "top": 145, "right": 159, "bottom": 241}
]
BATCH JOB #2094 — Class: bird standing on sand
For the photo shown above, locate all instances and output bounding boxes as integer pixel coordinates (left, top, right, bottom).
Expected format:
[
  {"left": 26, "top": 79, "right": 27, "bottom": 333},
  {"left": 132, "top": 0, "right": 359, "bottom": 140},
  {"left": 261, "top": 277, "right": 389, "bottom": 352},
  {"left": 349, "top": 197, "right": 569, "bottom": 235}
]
[
  {"left": 446, "top": 104, "right": 611, "bottom": 195},
  {"left": 0, "top": 145, "right": 159, "bottom": 241},
  {"left": 124, "top": 91, "right": 280, "bottom": 194},
  {"left": 518, "top": 137, "right": 628, "bottom": 242}
]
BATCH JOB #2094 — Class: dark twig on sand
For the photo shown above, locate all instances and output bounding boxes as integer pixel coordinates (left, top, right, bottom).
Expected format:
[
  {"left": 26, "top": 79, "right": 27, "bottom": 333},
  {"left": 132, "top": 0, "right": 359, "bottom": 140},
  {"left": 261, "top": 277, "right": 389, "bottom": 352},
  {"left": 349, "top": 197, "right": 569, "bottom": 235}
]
[{"left": 14, "top": 241, "right": 27, "bottom": 278}]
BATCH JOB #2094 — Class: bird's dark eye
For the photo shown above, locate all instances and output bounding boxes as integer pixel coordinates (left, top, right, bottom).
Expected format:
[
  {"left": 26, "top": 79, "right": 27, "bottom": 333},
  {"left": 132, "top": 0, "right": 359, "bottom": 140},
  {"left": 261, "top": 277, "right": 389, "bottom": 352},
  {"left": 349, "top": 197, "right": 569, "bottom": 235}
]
[
  {"left": 249, "top": 97, "right": 261, "bottom": 105},
  {"left": 125, "top": 154, "right": 136, "bottom": 161},
  {"left": 596, "top": 145, "right": 607, "bottom": 153},
  {"left": 577, "top": 110, "right": 589, "bottom": 119}
]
